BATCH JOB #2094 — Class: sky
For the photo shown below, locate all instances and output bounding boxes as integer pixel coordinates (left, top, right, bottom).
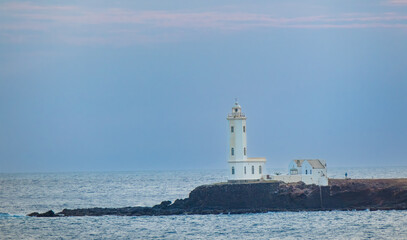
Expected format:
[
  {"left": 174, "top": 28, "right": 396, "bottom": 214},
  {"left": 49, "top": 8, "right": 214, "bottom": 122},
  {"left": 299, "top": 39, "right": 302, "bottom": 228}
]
[{"left": 0, "top": 0, "right": 407, "bottom": 172}]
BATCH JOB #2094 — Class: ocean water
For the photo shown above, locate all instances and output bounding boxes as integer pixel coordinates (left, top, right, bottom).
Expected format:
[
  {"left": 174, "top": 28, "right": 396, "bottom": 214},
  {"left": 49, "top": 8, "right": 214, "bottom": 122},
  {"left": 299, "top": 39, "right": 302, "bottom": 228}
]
[{"left": 1, "top": 167, "right": 407, "bottom": 239}]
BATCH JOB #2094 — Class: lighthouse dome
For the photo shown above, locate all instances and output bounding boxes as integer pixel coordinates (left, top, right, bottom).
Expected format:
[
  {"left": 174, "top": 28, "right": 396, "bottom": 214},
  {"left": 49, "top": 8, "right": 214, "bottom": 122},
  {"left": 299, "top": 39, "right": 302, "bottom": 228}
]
[{"left": 233, "top": 101, "right": 241, "bottom": 108}]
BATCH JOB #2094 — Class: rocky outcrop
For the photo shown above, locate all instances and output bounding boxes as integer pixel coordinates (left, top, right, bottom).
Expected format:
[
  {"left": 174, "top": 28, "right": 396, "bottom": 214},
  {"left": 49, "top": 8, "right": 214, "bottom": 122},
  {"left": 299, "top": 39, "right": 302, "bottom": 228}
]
[
  {"left": 28, "top": 210, "right": 58, "bottom": 217},
  {"left": 28, "top": 179, "right": 407, "bottom": 217}
]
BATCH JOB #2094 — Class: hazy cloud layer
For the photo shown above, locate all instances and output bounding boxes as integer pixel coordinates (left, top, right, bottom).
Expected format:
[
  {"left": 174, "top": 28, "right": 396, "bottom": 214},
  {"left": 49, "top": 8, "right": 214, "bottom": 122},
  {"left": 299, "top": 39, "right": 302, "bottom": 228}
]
[
  {"left": 387, "top": 0, "right": 407, "bottom": 5},
  {"left": 1, "top": 1, "right": 407, "bottom": 45}
]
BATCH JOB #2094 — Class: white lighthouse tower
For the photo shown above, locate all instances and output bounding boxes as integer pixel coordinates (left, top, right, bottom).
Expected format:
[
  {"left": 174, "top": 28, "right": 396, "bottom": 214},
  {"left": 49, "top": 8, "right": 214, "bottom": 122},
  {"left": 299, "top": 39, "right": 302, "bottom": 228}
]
[{"left": 227, "top": 101, "right": 266, "bottom": 182}]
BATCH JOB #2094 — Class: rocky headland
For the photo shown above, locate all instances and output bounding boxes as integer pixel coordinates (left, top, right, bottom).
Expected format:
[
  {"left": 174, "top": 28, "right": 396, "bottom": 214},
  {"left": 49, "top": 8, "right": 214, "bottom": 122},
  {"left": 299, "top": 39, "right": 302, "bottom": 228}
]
[{"left": 28, "top": 179, "right": 407, "bottom": 217}]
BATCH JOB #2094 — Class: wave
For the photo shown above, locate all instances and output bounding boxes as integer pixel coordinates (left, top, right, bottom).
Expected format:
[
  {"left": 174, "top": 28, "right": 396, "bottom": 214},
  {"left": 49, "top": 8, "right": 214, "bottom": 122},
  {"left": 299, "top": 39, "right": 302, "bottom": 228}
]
[{"left": 0, "top": 212, "right": 26, "bottom": 218}]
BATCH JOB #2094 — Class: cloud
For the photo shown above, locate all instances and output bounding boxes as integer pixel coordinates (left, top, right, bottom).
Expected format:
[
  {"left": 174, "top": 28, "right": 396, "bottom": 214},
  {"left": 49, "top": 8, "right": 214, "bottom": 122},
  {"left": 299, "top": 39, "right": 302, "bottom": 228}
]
[
  {"left": 1, "top": 2, "right": 407, "bottom": 45},
  {"left": 0, "top": 2, "right": 77, "bottom": 11},
  {"left": 387, "top": 0, "right": 407, "bottom": 5}
]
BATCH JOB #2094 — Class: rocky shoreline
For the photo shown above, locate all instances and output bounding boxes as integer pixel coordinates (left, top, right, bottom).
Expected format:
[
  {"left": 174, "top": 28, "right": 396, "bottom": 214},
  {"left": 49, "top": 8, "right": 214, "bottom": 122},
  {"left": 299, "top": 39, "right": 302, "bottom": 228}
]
[{"left": 28, "top": 179, "right": 407, "bottom": 217}]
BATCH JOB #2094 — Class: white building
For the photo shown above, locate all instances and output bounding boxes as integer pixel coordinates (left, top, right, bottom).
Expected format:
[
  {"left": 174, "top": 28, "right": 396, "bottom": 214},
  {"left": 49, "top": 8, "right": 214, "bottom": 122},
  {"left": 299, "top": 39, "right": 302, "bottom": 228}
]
[
  {"left": 272, "top": 159, "right": 328, "bottom": 186},
  {"left": 227, "top": 101, "right": 266, "bottom": 182}
]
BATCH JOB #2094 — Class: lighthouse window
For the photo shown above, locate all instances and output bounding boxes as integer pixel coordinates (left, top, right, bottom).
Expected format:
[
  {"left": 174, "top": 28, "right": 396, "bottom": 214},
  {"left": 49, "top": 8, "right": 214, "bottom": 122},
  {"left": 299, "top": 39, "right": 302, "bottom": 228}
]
[
  {"left": 259, "top": 166, "right": 262, "bottom": 174},
  {"left": 244, "top": 147, "right": 246, "bottom": 155},
  {"left": 243, "top": 126, "right": 246, "bottom": 132},
  {"left": 231, "top": 148, "right": 234, "bottom": 156},
  {"left": 232, "top": 167, "right": 235, "bottom": 175},
  {"left": 231, "top": 126, "right": 234, "bottom": 133},
  {"left": 252, "top": 166, "right": 254, "bottom": 174}
]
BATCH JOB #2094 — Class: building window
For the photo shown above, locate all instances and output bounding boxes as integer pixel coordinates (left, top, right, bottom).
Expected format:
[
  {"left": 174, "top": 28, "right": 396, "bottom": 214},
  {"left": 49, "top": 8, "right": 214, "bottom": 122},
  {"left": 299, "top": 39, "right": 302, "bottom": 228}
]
[
  {"left": 252, "top": 166, "right": 254, "bottom": 174},
  {"left": 243, "top": 126, "right": 246, "bottom": 132},
  {"left": 231, "top": 126, "right": 234, "bottom": 133},
  {"left": 232, "top": 167, "right": 235, "bottom": 175},
  {"left": 235, "top": 109, "right": 238, "bottom": 112},
  {"left": 305, "top": 170, "right": 308, "bottom": 175},
  {"left": 259, "top": 166, "right": 262, "bottom": 174},
  {"left": 244, "top": 166, "right": 246, "bottom": 174},
  {"left": 310, "top": 170, "right": 312, "bottom": 174},
  {"left": 244, "top": 147, "right": 246, "bottom": 155},
  {"left": 231, "top": 148, "right": 234, "bottom": 156}
]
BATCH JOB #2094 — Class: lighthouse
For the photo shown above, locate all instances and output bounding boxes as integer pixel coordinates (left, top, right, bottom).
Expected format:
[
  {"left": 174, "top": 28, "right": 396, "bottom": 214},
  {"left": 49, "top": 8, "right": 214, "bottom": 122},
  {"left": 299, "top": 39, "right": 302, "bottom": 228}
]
[{"left": 227, "top": 101, "right": 266, "bottom": 182}]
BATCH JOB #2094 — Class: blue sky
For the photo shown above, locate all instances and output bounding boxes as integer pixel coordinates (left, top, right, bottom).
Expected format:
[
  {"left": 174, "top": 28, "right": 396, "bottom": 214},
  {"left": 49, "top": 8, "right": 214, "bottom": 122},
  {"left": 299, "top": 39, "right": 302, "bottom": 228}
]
[{"left": 1, "top": 0, "right": 407, "bottom": 172}]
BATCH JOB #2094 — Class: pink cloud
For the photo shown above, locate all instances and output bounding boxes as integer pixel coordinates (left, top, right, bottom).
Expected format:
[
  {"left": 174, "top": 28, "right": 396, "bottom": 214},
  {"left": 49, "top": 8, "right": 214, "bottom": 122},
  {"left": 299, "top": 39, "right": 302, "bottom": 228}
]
[
  {"left": 6, "top": 9, "right": 407, "bottom": 29},
  {"left": 1, "top": 2, "right": 407, "bottom": 44},
  {"left": 0, "top": 2, "right": 77, "bottom": 11},
  {"left": 387, "top": 0, "right": 407, "bottom": 5}
]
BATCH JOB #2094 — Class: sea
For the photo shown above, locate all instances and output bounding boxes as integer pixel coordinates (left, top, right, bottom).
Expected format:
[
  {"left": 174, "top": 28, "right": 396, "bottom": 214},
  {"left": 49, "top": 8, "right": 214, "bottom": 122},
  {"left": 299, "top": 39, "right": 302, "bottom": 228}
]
[{"left": 1, "top": 167, "right": 407, "bottom": 239}]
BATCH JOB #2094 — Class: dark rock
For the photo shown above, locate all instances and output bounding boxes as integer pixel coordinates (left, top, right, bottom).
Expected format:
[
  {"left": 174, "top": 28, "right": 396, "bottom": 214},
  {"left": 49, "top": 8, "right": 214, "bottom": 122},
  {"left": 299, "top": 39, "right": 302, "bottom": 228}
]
[
  {"left": 34, "top": 210, "right": 57, "bottom": 217},
  {"left": 153, "top": 201, "right": 172, "bottom": 209},
  {"left": 27, "top": 212, "right": 39, "bottom": 217},
  {"left": 27, "top": 179, "right": 407, "bottom": 217}
]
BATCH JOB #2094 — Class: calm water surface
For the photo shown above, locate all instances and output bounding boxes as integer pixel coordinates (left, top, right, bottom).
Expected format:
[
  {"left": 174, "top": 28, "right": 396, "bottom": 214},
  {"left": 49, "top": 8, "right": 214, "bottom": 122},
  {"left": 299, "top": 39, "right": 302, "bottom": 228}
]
[{"left": 1, "top": 167, "right": 407, "bottom": 239}]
